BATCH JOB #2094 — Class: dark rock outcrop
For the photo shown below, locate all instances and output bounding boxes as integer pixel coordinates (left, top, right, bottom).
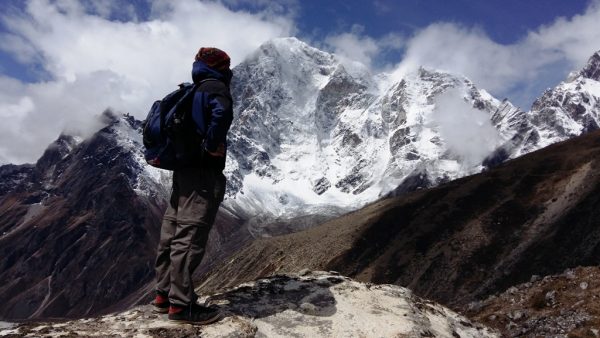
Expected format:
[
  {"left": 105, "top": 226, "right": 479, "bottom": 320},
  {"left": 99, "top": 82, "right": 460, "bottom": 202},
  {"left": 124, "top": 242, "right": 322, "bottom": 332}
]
[
  {"left": 581, "top": 51, "right": 600, "bottom": 81},
  {"left": 0, "top": 164, "right": 34, "bottom": 198}
]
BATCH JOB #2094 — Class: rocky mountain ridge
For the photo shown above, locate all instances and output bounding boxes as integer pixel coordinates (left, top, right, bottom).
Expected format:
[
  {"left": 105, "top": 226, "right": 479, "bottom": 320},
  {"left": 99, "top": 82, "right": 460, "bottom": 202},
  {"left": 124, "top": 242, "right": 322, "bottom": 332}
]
[
  {"left": 0, "top": 112, "right": 168, "bottom": 320},
  {"left": 493, "top": 50, "right": 600, "bottom": 160}
]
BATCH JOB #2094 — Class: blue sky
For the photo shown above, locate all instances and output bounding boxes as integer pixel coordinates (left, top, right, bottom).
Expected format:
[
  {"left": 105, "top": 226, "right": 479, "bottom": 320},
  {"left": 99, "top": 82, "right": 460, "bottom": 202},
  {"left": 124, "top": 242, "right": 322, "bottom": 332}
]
[
  {"left": 294, "top": 0, "right": 593, "bottom": 77},
  {"left": 298, "top": 0, "right": 589, "bottom": 44},
  {"left": 0, "top": 0, "right": 593, "bottom": 82},
  {"left": 0, "top": 0, "right": 599, "bottom": 164}
]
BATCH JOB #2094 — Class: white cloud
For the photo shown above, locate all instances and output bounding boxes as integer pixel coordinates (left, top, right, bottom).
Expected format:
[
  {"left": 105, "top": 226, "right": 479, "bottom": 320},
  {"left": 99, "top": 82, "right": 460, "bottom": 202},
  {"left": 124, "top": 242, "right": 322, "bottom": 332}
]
[
  {"left": 0, "top": 0, "right": 294, "bottom": 164},
  {"left": 3, "top": 0, "right": 600, "bottom": 165},
  {"left": 0, "top": 33, "right": 39, "bottom": 64},
  {"left": 432, "top": 87, "right": 502, "bottom": 167},
  {"left": 398, "top": 0, "right": 600, "bottom": 108},
  {"left": 324, "top": 25, "right": 405, "bottom": 69}
]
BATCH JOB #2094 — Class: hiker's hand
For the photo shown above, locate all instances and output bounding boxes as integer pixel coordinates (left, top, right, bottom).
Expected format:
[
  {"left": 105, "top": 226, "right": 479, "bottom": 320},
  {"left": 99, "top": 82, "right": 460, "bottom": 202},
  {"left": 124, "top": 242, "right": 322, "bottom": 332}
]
[{"left": 207, "top": 143, "right": 225, "bottom": 157}]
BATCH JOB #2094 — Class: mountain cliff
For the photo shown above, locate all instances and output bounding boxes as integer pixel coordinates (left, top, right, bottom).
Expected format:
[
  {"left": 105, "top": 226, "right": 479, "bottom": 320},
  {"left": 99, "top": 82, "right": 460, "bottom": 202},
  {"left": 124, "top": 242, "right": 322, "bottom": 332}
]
[{"left": 492, "top": 51, "right": 600, "bottom": 159}]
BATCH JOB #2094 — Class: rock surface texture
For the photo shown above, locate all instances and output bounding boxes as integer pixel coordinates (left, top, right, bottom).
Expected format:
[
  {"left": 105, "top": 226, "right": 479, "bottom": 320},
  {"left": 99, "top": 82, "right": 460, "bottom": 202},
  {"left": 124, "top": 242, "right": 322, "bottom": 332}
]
[
  {"left": 468, "top": 266, "right": 600, "bottom": 338},
  {"left": 0, "top": 272, "right": 497, "bottom": 338}
]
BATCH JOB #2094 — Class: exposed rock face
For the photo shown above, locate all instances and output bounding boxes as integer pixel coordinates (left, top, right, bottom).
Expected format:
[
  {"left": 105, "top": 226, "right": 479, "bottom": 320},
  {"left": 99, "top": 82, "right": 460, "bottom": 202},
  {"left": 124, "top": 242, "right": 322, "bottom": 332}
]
[
  {"left": 494, "top": 51, "right": 600, "bottom": 158},
  {"left": 468, "top": 266, "right": 600, "bottom": 338},
  {"left": 581, "top": 51, "right": 600, "bottom": 81},
  {"left": 0, "top": 272, "right": 497, "bottom": 338},
  {"left": 196, "top": 130, "right": 600, "bottom": 316},
  {"left": 0, "top": 164, "right": 33, "bottom": 198}
]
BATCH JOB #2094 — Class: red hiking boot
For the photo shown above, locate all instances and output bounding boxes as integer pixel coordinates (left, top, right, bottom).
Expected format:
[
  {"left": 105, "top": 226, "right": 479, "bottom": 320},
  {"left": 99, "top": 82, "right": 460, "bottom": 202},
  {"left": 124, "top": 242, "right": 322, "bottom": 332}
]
[
  {"left": 168, "top": 303, "right": 221, "bottom": 325},
  {"left": 152, "top": 293, "right": 170, "bottom": 314}
]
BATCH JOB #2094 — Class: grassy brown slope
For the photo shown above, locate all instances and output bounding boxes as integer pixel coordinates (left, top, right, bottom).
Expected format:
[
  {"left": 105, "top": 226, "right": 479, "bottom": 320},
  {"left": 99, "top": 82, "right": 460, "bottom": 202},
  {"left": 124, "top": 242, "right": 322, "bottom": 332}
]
[{"left": 198, "top": 130, "right": 600, "bottom": 310}]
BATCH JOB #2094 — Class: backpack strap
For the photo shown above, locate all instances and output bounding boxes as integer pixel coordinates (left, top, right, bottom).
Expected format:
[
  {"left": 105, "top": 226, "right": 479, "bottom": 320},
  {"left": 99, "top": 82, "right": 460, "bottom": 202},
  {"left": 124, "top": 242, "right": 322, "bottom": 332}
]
[{"left": 197, "top": 78, "right": 221, "bottom": 86}]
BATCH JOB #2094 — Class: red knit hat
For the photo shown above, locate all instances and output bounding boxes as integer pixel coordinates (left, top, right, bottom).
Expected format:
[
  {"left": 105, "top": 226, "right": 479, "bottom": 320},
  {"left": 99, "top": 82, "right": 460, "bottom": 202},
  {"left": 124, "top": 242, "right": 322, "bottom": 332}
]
[{"left": 195, "top": 47, "right": 231, "bottom": 70}]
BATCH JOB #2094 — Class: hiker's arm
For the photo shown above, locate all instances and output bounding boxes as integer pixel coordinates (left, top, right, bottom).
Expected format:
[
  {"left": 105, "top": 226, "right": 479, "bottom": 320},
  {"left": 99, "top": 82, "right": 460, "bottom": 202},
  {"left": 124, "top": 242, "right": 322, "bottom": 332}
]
[{"left": 205, "top": 88, "right": 233, "bottom": 153}]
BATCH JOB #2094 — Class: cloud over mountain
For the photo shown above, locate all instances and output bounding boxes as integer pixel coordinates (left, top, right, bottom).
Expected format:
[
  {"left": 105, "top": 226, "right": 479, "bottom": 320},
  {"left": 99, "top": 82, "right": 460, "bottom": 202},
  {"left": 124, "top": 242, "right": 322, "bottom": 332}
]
[
  {"left": 398, "top": 1, "right": 600, "bottom": 107},
  {"left": 1, "top": 0, "right": 600, "bottom": 164},
  {"left": 0, "top": 0, "right": 294, "bottom": 164}
]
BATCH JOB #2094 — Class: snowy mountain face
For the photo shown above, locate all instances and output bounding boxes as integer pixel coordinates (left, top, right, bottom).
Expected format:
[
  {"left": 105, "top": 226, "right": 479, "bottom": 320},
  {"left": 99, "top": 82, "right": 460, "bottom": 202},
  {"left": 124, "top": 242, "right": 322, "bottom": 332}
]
[
  {"left": 223, "top": 40, "right": 600, "bottom": 224},
  {"left": 224, "top": 37, "right": 525, "bottom": 223},
  {"left": 494, "top": 51, "right": 600, "bottom": 158}
]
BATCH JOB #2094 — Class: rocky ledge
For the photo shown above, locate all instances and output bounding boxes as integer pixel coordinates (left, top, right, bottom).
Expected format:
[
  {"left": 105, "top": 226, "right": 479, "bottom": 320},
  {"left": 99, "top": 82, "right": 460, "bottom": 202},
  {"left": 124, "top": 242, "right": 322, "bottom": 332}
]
[{"left": 1, "top": 271, "right": 496, "bottom": 338}]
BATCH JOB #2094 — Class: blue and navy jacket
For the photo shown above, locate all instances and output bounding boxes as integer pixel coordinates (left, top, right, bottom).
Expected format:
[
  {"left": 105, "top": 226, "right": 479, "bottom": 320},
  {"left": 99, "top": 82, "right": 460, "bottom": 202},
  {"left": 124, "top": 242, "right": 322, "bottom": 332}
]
[{"left": 190, "top": 60, "right": 234, "bottom": 170}]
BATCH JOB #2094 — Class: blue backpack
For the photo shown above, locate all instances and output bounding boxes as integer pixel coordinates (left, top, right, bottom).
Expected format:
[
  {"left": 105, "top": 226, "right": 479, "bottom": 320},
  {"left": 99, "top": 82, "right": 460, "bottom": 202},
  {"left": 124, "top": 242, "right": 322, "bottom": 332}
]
[{"left": 142, "top": 83, "right": 199, "bottom": 170}]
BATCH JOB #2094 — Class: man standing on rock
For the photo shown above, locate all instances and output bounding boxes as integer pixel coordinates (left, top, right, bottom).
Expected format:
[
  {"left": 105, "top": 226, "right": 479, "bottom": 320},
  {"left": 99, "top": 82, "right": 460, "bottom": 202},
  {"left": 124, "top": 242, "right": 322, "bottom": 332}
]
[{"left": 152, "top": 47, "right": 234, "bottom": 325}]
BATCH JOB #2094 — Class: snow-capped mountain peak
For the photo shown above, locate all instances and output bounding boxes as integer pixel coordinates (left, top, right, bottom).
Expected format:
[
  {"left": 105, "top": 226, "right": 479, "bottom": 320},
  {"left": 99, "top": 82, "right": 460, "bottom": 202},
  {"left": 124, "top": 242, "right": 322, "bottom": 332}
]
[
  {"left": 224, "top": 39, "right": 520, "bottom": 225},
  {"left": 580, "top": 51, "right": 600, "bottom": 81},
  {"left": 498, "top": 50, "right": 600, "bottom": 158}
]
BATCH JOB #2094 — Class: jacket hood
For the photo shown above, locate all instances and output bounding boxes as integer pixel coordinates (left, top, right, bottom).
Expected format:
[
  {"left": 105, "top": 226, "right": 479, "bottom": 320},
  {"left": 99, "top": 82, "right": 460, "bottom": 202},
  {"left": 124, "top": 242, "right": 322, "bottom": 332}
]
[{"left": 192, "top": 60, "right": 232, "bottom": 85}]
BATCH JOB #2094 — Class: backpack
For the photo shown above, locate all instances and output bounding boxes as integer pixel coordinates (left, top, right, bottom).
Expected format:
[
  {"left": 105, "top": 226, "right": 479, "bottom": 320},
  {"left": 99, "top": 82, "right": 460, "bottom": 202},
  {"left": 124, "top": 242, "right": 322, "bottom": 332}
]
[{"left": 142, "top": 82, "right": 200, "bottom": 170}]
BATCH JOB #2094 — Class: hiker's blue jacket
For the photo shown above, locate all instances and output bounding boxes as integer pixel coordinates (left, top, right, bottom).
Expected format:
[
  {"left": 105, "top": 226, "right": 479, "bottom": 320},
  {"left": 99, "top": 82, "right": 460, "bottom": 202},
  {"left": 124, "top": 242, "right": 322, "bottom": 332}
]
[{"left": 191, "top": 60, "right": 233, "bottom": 158}]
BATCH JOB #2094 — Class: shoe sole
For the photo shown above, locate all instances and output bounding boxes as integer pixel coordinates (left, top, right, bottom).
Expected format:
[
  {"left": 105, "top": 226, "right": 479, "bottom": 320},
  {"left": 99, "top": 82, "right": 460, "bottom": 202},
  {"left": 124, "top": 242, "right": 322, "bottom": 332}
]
[
  {"left": 152, "top": 305, "right": 169, "bottom": 314},
  {"left": 168, "top": 312, "right": 222, "bottom": 325}
]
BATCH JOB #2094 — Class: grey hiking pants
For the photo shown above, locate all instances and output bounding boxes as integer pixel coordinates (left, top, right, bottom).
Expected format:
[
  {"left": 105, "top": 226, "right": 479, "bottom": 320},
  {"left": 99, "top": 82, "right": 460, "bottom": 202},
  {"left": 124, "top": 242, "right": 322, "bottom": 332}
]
[{"left": 154, "top": 166, "right": 225, "bottom": 307}]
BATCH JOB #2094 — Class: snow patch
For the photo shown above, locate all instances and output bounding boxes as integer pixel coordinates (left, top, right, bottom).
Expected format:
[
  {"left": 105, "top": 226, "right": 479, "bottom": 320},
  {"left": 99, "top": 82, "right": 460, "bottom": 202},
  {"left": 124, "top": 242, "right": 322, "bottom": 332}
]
[{"left": 110, "top": 117, "right": 170, "bottom": 199}]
